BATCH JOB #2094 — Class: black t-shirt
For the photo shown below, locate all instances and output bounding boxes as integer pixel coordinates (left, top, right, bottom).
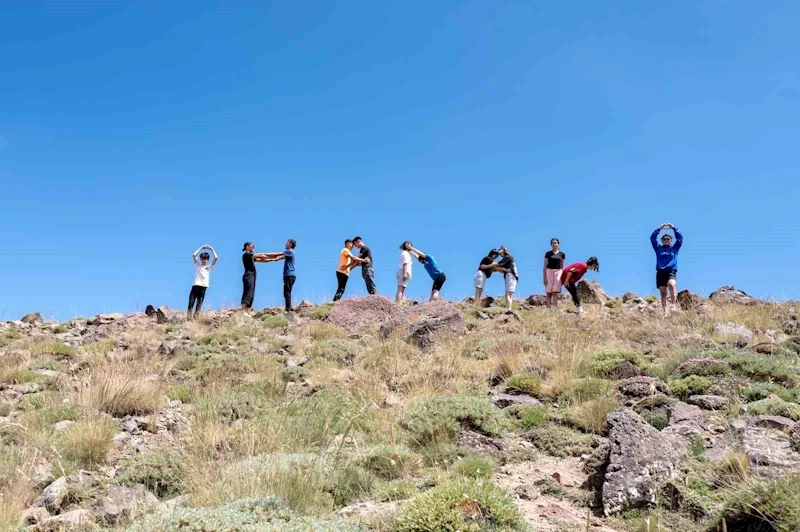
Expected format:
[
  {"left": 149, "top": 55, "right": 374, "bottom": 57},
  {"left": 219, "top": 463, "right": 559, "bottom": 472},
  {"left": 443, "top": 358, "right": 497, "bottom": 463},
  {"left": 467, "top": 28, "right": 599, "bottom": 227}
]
[
  {"left": 242, "top": 252, "right": 256, "bottom": 273},
  {"left": 499, "top": 254, "right": 518, "bottom": 278},
  {"left": 358, "top": 245, "right": 373, "bottom": 264},
  {"left": 478, "top": 256, "right": 495, "bottom": 278},
  {"left": 545, "top": 251, "right": 565, "bottom": 269}
]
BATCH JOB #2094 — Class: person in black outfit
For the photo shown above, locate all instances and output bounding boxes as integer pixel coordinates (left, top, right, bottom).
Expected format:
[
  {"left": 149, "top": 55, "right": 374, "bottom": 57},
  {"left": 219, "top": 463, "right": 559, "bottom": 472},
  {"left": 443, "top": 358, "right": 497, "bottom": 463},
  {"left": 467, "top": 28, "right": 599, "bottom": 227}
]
[
  {"left": 240, "top": 242, "right": 275, "bottom": 310},
  {"left": 352, "top": 236, "right": 377, "bottom": 295}
]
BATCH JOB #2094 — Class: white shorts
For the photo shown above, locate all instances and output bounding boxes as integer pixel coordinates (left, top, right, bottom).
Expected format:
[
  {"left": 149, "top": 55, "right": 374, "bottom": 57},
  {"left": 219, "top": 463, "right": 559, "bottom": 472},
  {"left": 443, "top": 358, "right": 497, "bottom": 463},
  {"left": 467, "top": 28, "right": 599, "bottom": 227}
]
[
  {"left": 396, "top": 270, "right": 411, "bottom": 288},
  {"left": 473, "top": 270, "right": 487, "bottom": 289},
  {"left": 504, "top": 273, "right": 518, "bottom": 293}
]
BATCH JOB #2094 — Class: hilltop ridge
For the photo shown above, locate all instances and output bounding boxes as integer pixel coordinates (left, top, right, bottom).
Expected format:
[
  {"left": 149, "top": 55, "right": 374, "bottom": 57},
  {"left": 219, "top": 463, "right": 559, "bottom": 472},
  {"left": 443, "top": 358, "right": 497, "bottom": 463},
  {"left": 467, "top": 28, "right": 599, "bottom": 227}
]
[{"left": 1, "top": 282, "right": 799, "bottom": 531}]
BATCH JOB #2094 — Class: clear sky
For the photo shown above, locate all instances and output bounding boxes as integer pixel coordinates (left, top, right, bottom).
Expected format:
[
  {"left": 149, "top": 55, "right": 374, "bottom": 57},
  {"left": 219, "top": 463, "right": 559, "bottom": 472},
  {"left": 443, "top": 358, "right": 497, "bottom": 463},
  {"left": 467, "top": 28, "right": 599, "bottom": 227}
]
[{"left": 1, "top": 2, "right": 798, "bottom": 320}]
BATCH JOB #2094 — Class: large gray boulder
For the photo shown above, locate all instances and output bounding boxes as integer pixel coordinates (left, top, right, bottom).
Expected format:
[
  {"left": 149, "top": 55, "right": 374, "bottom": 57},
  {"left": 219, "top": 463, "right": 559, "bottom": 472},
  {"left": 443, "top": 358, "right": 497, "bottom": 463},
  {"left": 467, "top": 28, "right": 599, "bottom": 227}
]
[
  {"left": 577, "top": 280, "right": 608, "bottom": 305},
  {"left": 93, "top": 485, "right": 159, "bottom": 526},
  {"left": 379, "top": 301, "right": 467, "bottom": 349},
  {"left": 21, "top": 312, "right": 43, "bottom": 325},
  {"left": 707, "top": 416, "right": 800, "bottom": 479},
  {"left": 34, "top": 477, "right": 69, "bottom": 514},
  {"left": 603, "top": 408, "right": 689, "bottom": 516},
  {"left": 709, "top": 286, "right": 758, "bottom": 305},
  {"left": 326, "top": 295, "right": 399, "bottom": 331}
]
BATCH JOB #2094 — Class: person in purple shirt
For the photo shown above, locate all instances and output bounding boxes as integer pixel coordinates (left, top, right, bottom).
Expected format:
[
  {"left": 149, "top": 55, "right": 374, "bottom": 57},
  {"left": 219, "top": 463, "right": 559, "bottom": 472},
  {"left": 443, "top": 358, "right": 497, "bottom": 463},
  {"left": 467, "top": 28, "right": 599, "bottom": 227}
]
[
  {"left": 406, "top": 245, "right": 446, "bottom": 302},
  {"left": 650, "top": 222, "right": 684, "bottom": 315}
]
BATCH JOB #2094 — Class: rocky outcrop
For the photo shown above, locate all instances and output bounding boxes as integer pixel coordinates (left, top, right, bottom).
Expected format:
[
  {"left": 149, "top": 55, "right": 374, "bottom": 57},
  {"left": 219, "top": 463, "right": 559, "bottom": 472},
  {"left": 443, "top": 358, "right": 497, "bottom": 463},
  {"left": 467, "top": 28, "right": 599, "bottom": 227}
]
[
  {"left": 603, "top": 408, "right": 689, "bottom": 516},
  {"left": 709, "top": 286, "right": 758, "bottom": 305},
  {"left": 93, "top": 485, "right": 159, "bottom": 526},
  {"left": 525, "top": 294, "right": 546, "bottom": 307},
  {"left": 712, "top": 322, "right": 754, "bottom": 344},
  {"left": 21, "top": 312, "right": 43, "bottom": 325},
  {"left": 708, "top": 415, "right": 800, "bottom": 479},
  {"left": 618, "top": 377, "right": 668, "bottom": 398},
  {"left": 326, "top": 295, "right": 399, "bottom": 330},
  {"left": 577, "top": 280, "right": 608, "bottom": 305},
  {"left": 688, "top": 395, "right": 729, "bottom": 410},
  {"left": 663, "top": 402, "right": 704, "bottom": 437},
  {"left": 491, "top": 393, "right": 541, "bottom": 409},
  {"left": 379, "top": 302, "right": 466, "bottom": 349},
  {"left": 677, "top": 290, "right": 701, "bottom": 311},
  {"left": 622, "top": 292, "right": 638, "bottom": 303}
]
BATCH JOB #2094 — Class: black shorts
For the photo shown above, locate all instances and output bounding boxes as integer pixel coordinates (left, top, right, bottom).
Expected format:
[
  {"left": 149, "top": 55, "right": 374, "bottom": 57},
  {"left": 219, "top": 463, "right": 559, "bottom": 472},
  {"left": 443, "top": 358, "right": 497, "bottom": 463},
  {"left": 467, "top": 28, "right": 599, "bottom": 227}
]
[
  {"left": 432, "top": 273, "right": 446, "bottom": 291},
  {"left": 656, "top": 270, "right": 677, "bottom": 288}
]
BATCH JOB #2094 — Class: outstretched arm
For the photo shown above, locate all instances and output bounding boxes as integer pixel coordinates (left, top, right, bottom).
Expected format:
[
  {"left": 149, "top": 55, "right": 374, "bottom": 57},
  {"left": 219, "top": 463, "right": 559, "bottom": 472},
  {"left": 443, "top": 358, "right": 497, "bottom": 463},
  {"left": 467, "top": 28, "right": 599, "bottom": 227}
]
[
  {"left": 407, "top": 246, "right": 426, "bottom": 260},
  {"left": 192, "top": 245, "right": 205, "bottom": 265},
  {"left": 673, "top": 228, "right": 683, "bottom": 251},
  {"left": 208, "top": 245, "right": 219, "bottom": 266}
]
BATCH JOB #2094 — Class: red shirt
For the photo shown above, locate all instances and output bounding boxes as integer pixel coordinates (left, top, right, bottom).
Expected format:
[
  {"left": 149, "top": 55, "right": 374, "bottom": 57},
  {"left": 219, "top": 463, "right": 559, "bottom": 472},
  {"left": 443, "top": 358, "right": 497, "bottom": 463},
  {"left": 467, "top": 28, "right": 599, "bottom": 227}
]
[{"left": 561, "top": 262, "right": 588, "bottom": 284}]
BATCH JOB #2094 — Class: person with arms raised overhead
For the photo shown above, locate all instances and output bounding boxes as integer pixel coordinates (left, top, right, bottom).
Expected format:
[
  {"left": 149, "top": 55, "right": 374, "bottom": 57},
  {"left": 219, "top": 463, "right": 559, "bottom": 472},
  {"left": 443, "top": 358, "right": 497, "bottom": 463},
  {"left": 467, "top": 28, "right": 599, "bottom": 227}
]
[
  {"left": 406, "top": 244, "right": 447, "bottom": 302},
  {"left": 333, "top": 239, "right": 368, "bottom": 301},
  {"left": 396, "top": 241, "right": 414, "bottom": 303},
  {"left": 188, "top": 244, "right": 218, "bottom": 320},
  {"left": 543, "top": 238, "right": 565, "bottom": 310},
  {"left": 257, "top": 239, "right": 297, "bottom": 313},
  {"left": 352, "top": 236, "right": 377, "bottom": 295},
  {"left": 474, "top": 249, "right": 500, "bottom": 305},
  {"left": 561, "top": 257, "right": 600, "bottom": 316},
  {"left": 495, "top": 246, "right": 519, "bottom": 311},
  {"left": 651, "top": 222, "right": 684, "bottom": 316}
]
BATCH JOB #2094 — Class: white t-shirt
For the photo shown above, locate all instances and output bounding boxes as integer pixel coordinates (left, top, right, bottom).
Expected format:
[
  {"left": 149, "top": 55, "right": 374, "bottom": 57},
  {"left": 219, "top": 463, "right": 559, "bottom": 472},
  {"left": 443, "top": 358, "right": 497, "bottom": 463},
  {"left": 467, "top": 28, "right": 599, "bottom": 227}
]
[
  {"left": 194, "top": 264, "right": 213, "bottom": 288},
  {"left": 398, "top": 251, "right": 413, "bottom": 275}
]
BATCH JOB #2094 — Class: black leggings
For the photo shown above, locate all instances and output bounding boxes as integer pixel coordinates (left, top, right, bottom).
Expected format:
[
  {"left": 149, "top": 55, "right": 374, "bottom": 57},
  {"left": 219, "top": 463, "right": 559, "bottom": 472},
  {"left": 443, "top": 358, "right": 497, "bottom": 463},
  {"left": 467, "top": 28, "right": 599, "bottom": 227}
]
[
  {"left": 241, "top": 272, "right": 256, "bottom": 308},
  {"left": 333, "top": 271, "right": 348, "bottom": 301},
  {"left": 565, "top": 283, "right": 580, "bottom": 307},
  {"left": 432, "top": 273, "right": 447, "bottom": 292},
  {"left": 283, "top": 276, "right": 296, "bottom": 311},
  {"left": 188, "top": 285, "right": 207, "bottom": 313}
]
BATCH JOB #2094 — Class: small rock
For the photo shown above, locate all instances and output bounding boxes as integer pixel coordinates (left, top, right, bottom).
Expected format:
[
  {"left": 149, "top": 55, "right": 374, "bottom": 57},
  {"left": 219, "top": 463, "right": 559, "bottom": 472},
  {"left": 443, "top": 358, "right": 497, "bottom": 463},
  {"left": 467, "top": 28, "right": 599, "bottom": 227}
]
[
  {"left": 688, "top": 395, "right": 729, "bottom": 410},
  {"left": 492, "top": 393, "right": 541, "bottom": 409},
  {"left": 156, "top": 305, "right": 175, "bottom": 324},
  {"left": 52, "top": 420, "right": 76, "bottom": 432},
  {"left": 21, "top": 312, "right": 43, "bottom": 325},
  {"left": 753, "top": 342, "right": 778, "bottom": 355},
  {"left": 455, "top": 429, "right": 506, "bottom": 454},
  {"left": 677, "top": 290, "right": 701, "bottom": 311},
  {"left": 20, "top": 507, "right": 49, "bottom": 526},
  {"left": 338, "top": 501, "right": 398, "bottom": 521},
  {"left": 608, "top": 361, "right": 644, "bottom": 380},
  {"left": 476, "top": 311, "right": 490, "bottom": 320},
  {"left": 675, "top": 358, "right": 730, "bottom": 377},
  {"left": 35, "top": 477, "right": 69, "bottom": 514},
  {"left": 93, "top": 485, "right": 159, "bottom": 526},
  {"left": 664, "top": 402, "right": 704, "bottom": 436},
  {"left": 618, "top": 376, "right": 668, "bottom": 397},
  {"left": 10, "top": 382, "right": 43, "bottom": 395},
  {"left": 713, "top": 321, "right": 754, "bottom": 343},
  {"left": 514, "top": 485, "right": 540, "bottom": 501},
  {"left": 525, "top": 294, "right": 546, "bottom": 307},
  {"left": 157, "top": 341, "right": 184, "bottom": 358},
  {"left": 113, "top": 432, "right": 132, "bottom": 445},
  {"left": 121, "top": 416, "right": 140, "bottom": 434},
  {"left": 622, "top": 292, "right": 638, "bottom": 303},
  {"left": 44, "top": 509, "right": 93, "bottom": 526},
  {"left": 285, "top": 355, "right": 310, "bottom": 368},
  {"left": 382, "top": 392, "right": 404, "bottom": 408},
  {"left": 33, "top": 369, "right": 61, "bottom": 379},
  {"left": 144, "top": 305, "right": 157, "bottom": 317}
]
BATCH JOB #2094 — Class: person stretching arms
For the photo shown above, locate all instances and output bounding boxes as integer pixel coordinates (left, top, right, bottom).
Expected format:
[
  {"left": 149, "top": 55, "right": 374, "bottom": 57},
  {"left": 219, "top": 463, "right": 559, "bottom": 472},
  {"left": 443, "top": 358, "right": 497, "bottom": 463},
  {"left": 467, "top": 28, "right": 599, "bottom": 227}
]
[
  {"left": 561, "top": 257, "right": 600, "bottom": 316},
  {"left": 651, "top": 223, "right": 683, "bottom": 315},
  {"left": 406, "top": 245, "right": 446, "bottom": 302},
  {"left": 188, "top": 244, "right": 218, "bottom": 319}
]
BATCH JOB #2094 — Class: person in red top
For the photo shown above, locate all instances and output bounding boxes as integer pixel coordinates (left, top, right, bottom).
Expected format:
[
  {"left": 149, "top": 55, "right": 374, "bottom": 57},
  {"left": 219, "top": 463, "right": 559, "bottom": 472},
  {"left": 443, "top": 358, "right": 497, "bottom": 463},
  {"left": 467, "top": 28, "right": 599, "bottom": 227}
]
[{"left": 561, "top": 257, "right": 599, "bottom": 315}]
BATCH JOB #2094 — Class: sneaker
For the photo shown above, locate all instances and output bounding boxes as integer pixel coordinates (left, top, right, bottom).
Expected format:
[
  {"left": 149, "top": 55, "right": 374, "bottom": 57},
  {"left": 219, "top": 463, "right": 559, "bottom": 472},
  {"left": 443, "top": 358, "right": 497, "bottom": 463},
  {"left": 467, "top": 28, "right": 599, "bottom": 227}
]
[{"left": 577, "top": 306, "right": 585, "bottom": 315}]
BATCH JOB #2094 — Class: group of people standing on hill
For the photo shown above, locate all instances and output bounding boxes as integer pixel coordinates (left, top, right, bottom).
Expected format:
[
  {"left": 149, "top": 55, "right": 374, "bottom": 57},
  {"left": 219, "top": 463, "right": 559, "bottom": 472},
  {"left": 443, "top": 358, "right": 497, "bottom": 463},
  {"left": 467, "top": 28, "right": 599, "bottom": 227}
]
[{"left": 184, "top": 223, "right": 684, "bottom": 318}]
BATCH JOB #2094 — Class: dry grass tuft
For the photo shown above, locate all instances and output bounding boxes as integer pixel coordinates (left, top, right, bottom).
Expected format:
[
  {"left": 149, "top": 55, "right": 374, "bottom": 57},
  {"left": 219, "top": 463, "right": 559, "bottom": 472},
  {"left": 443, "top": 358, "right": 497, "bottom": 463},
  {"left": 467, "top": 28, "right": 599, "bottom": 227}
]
[{"left": 80, "top": 362, "right": 165, "bottom": 416}]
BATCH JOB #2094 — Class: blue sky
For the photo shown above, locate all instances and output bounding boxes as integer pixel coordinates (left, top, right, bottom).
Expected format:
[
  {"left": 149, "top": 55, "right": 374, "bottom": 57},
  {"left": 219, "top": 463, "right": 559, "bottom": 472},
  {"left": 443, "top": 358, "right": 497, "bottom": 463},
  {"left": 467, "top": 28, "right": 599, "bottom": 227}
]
[{"left": 1, "top": 2, "right": 798, "bottom": 320}]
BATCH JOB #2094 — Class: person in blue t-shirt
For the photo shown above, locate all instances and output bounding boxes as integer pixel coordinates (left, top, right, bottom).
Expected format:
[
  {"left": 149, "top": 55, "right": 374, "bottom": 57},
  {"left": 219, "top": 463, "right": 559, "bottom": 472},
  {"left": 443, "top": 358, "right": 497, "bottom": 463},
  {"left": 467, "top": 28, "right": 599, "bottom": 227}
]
[
  {"left": 259, "top": 239, "right": 298, "bottom": 312},
  {"left": 406, "top": 245, "right": 446, "bottom": 301},
  {"left": 650, "top": 223, "right": 683, "bottom": 316}
]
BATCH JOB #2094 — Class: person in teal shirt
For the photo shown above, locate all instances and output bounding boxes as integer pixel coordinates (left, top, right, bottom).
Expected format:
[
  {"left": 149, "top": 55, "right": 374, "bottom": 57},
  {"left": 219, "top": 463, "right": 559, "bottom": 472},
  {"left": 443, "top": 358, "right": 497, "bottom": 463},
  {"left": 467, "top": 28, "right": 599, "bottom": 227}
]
[{"left": 406, "top": 245, "right": 446, "bottom": 302}]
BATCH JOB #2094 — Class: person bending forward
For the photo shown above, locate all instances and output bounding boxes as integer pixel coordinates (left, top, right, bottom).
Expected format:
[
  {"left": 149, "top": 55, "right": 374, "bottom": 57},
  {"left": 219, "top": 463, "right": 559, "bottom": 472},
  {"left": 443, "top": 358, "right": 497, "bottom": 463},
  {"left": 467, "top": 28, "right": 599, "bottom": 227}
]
[{"left": 407, "top": 245, "right": 446, "bottom": 301}]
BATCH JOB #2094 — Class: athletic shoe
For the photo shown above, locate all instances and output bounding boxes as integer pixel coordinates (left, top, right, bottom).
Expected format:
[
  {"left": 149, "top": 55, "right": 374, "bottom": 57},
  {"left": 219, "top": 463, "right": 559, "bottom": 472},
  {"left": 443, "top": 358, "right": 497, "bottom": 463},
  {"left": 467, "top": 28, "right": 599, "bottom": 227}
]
[{"left": 577, "top": 307, "right": 585, "bottom": 315}]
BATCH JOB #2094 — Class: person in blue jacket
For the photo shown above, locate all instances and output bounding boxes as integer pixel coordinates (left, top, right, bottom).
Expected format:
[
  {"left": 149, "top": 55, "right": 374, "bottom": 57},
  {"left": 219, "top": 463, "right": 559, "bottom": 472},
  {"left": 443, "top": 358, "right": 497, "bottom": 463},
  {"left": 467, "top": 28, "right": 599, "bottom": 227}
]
[
  {"left": 651, "top": 222, "right": 683, "bottom": 315},
  {"left": 406, "top": 245, "right": 446, "bottom": 302}
]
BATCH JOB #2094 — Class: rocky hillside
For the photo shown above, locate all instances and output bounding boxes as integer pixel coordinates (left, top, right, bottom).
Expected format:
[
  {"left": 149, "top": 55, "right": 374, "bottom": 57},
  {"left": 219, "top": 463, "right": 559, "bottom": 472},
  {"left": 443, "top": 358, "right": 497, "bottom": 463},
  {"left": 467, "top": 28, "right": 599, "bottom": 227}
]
[{"left": 1, "top": 284, "right": 799, "bottom": 531}]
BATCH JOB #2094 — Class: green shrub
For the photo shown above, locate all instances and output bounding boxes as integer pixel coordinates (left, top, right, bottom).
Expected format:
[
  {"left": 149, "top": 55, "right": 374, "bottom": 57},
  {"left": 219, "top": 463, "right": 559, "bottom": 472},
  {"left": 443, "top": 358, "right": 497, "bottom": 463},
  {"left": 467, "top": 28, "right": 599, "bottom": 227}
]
[
  {"left": 356, "top": 444, "right": 420, "bottom": 480},
  {"left": 714, "top": 350, "right": 797, "bottom": 385},
  {"left": 393, "top": 478, "right": 525, "bottom": 532},
  {"left": 504, "top": 373, "right": 541, "bottom": 396},
  {"left": 0, "top": 328, "right": 20, "bottom": 347},
  {"left": 746, "top": 397, "right": 800, "bottom": 420},
  {"left": 581, "top": 349, "right": 641, "bottom": 377},
  {"left": 400, "top": 396, "right": 504, "bottom": 445},
  {"left": 306, "top": 339, "right": 363, "bottom": 365},
  {"left": 308, "top": 302, "right": 334, "bottom": 320},
  {"left": 745, "top": 382, "right": 800, "bottom": 404},
  {"left": 506, "top": 404, "right": 548, "bottom": 429},
  {"left": 279, "top": 366, "right": 308, "bottom": 382},
  {"left": 324, "top": 464, "right": 375, "bottom": 507},
  {"left": 640, "top": 410, "right": 669, "bottom": 430},
  {"left": 119, "top": 450, "right": 186, "bottom": 499},
  {"left": 453, "top": 455, "right": 495, "bottom": 479},
  {"left": 28, "top": 360, "right": 64, "bottom": 372},
  {"left": 165, "top": 384, "right": 192, "bottom": 403},
  {"left": 668, "top": 375, "right": 712, "bottom": 399},
  {"left": 463, "top": 338, "right": 494, "bottom": 360},
  {"left": 0, "top": 403, "right": 10, "bottom": 417},
  {"left": 261, "top": 315, "right": 290, "bottom": 328},
  {"left": 715, "top": 475, "right": 800, "bottom": 532},
  {"left": 605, "top": 299, "right": 623, "bottom": 310},
  {"left": 561, "top": 377, "right": 613, "bottom": 403},
  {"left": 196, "top": 391, "right": 268, "bottom": 423},
  {"left": 307, "top": 322, "right": 347, "bottom": 341},
  {"left": 126, "top": 497, "right": 361, "bottom": 532},
  {"left": 375, "top": 480, "right": 417, "bottom": 502},
  {"left": 526, "top": 425, "right": 593, "bottom": 458},
  {"left": 30, "top": 341, "right": 76, "bottom": 357},
  {"left": 644, "top": 295, "right": 658, "bottom": 303}
]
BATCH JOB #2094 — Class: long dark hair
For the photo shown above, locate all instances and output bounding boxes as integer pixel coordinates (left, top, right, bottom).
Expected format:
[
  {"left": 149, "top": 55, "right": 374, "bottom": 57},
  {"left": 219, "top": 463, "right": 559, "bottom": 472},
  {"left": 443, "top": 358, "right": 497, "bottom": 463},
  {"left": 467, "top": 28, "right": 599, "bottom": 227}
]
[{"left": 587, "top": 256, "right": 600, "bottom": 272}]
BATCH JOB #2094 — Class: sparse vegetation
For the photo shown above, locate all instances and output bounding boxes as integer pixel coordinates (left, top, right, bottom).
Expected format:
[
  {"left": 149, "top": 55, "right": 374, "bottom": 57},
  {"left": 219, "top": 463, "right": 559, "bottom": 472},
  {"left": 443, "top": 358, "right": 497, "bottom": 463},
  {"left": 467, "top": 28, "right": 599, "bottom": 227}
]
[
  {"left": 119, "top": 450, "right": 186, "bottom": 499},
  {"left": 504, "top": 373, "right": 542, "bottom": 396},
  {"left": 668, "top": 375, "right": 712, "bottom": 399},
  {"left": 400, "top": 395, "right": 505, "bottom": 445}
]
